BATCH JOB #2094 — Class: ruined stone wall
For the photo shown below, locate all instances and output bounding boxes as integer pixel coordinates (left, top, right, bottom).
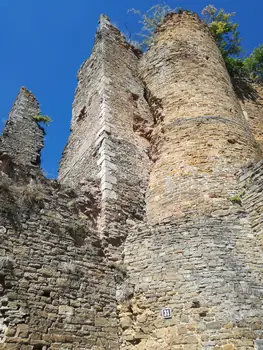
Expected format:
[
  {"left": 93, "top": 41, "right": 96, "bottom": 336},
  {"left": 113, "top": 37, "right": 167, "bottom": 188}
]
[
  {"left": 239, "top": 159, "right": 263, "bottom": 248},
  {"left": 120, "top": 213, "right": 263, "bottom": 349},
  {"left": 0, "top": 169, "right": 119, "bottom": 350},
  {"left": 0, "top": 87, "right": 44, "bottom": 167},
  {"left": 2, "top": 10, "right": 263, "bottom": 350},
  {"left": 0, "top": 88, "right": 119, "bottom": 350},
  {"left": 139, "top": 12, "right": 261, "bottom": 224},
  {"left": 94, "top": 16, "right": 152, "bottom": 228},
  {"left": 58, "top": 29, "right": 104, "bottom": 188},
  {"left": 59, "top": 16, "right": 153, "bottom": 259},
  {"left": 114, "top": 12, "right": 263, "bottom": 350},
  {"left": 236, "top": 83, "right": 263, "bottom": 152}
]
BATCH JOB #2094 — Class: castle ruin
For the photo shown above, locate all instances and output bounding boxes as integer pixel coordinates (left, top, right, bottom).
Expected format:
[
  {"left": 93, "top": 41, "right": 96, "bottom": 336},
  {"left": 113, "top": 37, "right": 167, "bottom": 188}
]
[{"left": 0, "top": 11, "right": 263, "bottom": 350}]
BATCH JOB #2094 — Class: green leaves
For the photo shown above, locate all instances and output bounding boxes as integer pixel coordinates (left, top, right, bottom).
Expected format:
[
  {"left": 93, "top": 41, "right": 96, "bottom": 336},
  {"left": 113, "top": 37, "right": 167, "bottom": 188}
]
[
  {"left": 224, "top": 57, "right": 249, "bottom": 80},
  {"left": 202, "top": 5, "right": 263, "bottom": 83},
  {"left": 129, "top": 3, "right": 263, "bottom": 84},
  {"left": 202, "top": 5, "right": 241, "bottom": 59},
  {"left": 128, "top": 4, "right": 176, "bottom": 50},
  {"left": 244, "top": 45, "right": 263, "bottom": 82},
  {"left": 32, "top": 114, "right": 52, "bottom": 126}
]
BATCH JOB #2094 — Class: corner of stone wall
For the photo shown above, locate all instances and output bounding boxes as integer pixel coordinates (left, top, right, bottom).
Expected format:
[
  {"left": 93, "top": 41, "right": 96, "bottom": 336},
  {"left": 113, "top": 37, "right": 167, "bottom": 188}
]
[{"left": 58, "top": 15, "right": 155, "bottom": 263}]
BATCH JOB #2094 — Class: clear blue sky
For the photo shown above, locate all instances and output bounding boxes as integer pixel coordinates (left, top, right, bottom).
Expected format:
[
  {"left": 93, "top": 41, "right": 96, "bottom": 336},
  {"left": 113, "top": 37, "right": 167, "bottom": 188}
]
[{"left": 0, "top": 0, "right": 262, "bottom": 178}]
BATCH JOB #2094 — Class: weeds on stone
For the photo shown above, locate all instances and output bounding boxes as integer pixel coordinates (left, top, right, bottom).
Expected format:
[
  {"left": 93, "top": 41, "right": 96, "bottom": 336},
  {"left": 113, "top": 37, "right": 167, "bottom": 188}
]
[
  {"left": 13, "top": 182, "right": 45, "bottom": 208},
  {"left": 244, "top": 177, "right": 253, "bottom": 189},
  {"left": 0, "top": 176, "right": 12, "bottom": 193},
  {"left": 49, "top": 214, "right": 63, "bottom": 235},
  {"left": 228, "top": 190, "right": 245, "bottom": 205},
  {"left": 32, "top": 114, "right": 52, "bottom": 126},
  {"left": 66, "top": 221, "right": 87, "bottom": 247},
  {"left": 108, "top": 262, "right": 128, "bottom": 283},
  {"left": 0, "top": 256, "right": 14, "bottom": 272},
  {"left": 0, "top": 175, "right": 45, "bottom": 207},
  {"left": 60, "top": 262, "right": 76, "bottom": 274}
]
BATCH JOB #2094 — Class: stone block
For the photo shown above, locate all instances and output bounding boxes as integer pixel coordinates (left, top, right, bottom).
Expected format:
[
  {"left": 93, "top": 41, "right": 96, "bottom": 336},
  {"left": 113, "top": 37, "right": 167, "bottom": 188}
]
[
  {"left": 102, "top": 189, "right": 117, "bottom": 200},
  {"left": 15, "top": 324, "right": 29, "bottom": 338},
  {"left": 58, "top": 305, "right": 74, "bottom": 315}
]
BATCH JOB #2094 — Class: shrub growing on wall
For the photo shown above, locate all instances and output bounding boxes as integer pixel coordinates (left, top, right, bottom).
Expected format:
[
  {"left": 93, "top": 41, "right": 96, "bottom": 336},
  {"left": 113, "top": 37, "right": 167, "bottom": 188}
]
[
  {"left": 128, "top": 4, "right": 176, "bottom": 50},
  {"left": 33, "top": 114, "right": 52, "bottom": 126},
  {"left": 129, "top": 3, "right": 263, "bottom": 83},
  {"left": 244, "top": 45, "right": 263, "bottom": 82}
]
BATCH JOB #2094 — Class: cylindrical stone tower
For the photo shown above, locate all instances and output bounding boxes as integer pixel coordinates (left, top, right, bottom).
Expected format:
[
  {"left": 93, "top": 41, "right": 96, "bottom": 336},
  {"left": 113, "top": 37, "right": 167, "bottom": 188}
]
[
  {"left": 140, "top": 12, "right": 261, "bottom": 223},
  {"left": 119, "top": 12, "right": 263, "bottom": 350}
]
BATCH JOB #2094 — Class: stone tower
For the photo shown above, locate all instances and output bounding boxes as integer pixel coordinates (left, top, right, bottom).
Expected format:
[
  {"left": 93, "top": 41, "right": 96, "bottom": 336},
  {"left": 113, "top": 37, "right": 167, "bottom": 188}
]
[
  {"left": 59, "top": 11, "right": 263, "bottom": 349},
  {"left": 1, "top": 10, "right": 263, "bottom": 350},
  {"left": 59, "top": 15, "right": 153, "bottom": 259},
  {"left": 140, "top": 12, "right": 261, "bottom": 223}
]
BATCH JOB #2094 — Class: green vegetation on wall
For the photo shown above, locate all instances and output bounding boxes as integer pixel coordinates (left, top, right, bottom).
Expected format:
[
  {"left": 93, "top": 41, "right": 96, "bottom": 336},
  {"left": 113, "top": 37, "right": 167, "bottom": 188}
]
[
  {"left": 129, "top": 3, "right": 263, "bottom": 83},
  {"left": 128, "top": 4, "right": 176, "bottom": 50},
  {"left": 32, "top": 114, "right": 52, "bottom": 126}
]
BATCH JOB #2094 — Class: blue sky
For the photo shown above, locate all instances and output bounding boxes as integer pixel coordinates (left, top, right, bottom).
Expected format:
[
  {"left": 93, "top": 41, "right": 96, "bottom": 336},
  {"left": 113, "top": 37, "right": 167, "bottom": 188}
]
[{"left": 0, "top": 0, "right": 262, "bottom": 178}]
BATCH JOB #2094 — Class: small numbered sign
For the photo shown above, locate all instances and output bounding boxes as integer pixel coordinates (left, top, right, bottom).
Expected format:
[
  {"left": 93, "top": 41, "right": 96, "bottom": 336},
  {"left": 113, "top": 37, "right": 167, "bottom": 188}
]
[{"left": 161, "top": 307, "right": 172, "bottom": 319}]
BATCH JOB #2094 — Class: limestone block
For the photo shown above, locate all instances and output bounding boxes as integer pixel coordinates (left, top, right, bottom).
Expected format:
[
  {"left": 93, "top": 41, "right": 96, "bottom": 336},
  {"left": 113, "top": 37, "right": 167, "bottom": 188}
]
[
  {"left": 0, "top": 227, "right": 6, "bottom": 234},
  {"left": 102, "top": 189, "right": 117, "bottom": 200},
  {"left": 58, "top": 305, "right": 74, "bottom": 316},
  {"left": 15, "top": 324, "right": 29, "bottom": 338},
  {"left": 101, "top": 174, "right": 117, "bottom": 185}
]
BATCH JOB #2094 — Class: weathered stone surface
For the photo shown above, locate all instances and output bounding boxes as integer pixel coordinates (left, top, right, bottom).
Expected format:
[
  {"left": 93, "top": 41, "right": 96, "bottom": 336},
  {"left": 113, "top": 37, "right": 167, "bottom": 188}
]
[
  {"left": 120, "top": 213, "right": 263, "bottom": 349},
  {"left": 236, "top": 83, "right": 263, "bottom": 152},
  {"left": 0, "top": 160, "right": 118, "bottom": 348},
  {"left": 139, "top": 12, "right": 261, "bottom": 224},
  {"left": 0, "top": 87, "right": 44, "bottom": 167},
  {"left": 1, "top": 9, "right": 263, "bottom": 350},
  {"left": 59, "top": 14, "right": 154, "bottom": 261}
]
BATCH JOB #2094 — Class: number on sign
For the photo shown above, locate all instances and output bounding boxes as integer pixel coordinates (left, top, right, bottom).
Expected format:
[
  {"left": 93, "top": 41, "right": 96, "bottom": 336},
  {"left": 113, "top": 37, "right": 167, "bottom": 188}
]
[{"left": 161, "top": 308, "right": 172, "bottom": 319}]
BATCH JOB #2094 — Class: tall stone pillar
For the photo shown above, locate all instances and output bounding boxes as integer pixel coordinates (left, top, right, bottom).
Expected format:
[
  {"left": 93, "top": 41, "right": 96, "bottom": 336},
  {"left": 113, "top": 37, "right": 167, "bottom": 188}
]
[
  {"left": 59, "top": 16, "right": 153, "bottom": 258},
  {"left": 140, "top": 12, "right": 261, "bottom": 223},
  {"left": 0, "top": 87, "right": 44, "bottom": 167}
]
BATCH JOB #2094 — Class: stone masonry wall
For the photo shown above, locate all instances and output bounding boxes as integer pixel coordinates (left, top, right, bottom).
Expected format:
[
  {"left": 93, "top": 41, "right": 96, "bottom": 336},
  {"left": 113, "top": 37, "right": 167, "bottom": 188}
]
[
  {"left": 239, "top": 159, "right": 263, "bottom": 249},
  {"left": 58, "top": 24, "right": 105, "bottom": 188},
  {"left": 116, "top": 12, "right": 263, "bottom": 350},
  {"left": 0, "top": 162, "right": 119, "bottom": 350},
  {"left": 118, "top": 150, "right": 263, "bottom": 350},
  {"left": 139, "top": 12, "right": 261, "bottom": 224},
  {"left": 59, "top": 16, "right": 153, "bottom": 259},
  {"left": 119, "top": 213, "right": 263, "bottom": 349},
  {"left": 237, "top": 83, "right": 263, "bottom": 152},
  {"left": 0, "top": 87, "right": 44, "bottom": 167},
  {"left": 2, "top": 10, "right": 263, "bottom": 350},
  {"left": 0, "top": 86, "right": 119, "bottom": 350}
]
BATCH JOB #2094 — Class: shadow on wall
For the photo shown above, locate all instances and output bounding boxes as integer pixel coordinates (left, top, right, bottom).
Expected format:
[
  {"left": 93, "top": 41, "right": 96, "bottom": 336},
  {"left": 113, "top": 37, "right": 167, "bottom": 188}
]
[{"left": 232, "top": 77, "right": 262, "bottom": 102}]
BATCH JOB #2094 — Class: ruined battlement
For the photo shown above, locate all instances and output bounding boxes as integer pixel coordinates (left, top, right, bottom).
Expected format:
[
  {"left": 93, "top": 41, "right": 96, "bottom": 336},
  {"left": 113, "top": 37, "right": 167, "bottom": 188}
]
[
  {"left": 1, "top": 11, "right": 263, "bottom": 350},
  {"left": 0, "top": 87, "right": 44, "bottom": 168}
]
